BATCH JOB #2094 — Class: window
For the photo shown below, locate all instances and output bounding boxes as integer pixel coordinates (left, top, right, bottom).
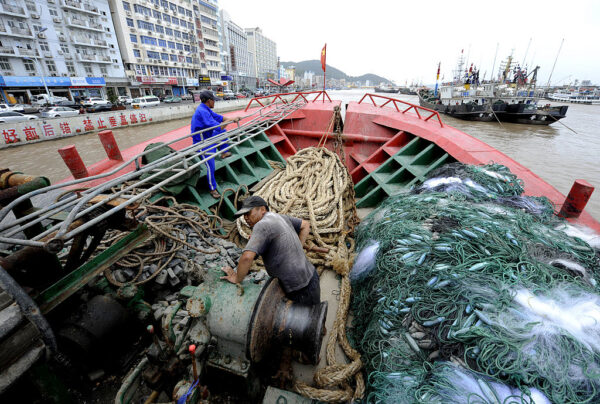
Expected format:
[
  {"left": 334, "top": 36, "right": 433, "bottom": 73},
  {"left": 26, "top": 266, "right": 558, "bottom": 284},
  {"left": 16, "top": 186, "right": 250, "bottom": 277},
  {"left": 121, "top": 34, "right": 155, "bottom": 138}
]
[
  {"left": 158, "top": 39, "right": 166, "bottom": 47},
  {"left": 60, "top": 44, "right": 70, "bottom": 54},
  {"left": 167, "top": 41, "right": 175, "bottom": 49},
  {"left": 126, "top": 18, "right": 134, "bottom": 27},
  {"left": 184, "top": 44, "right": 190, "bottom": 52},
  {"left": 169, "top": 2, "right": 177, "bottom": 13},
  {"left": 122, "top": 1, "right": 131, "bottom": 11},
  {"left": 137, "top": 20, "right": 154, "bottom": 31},
  {"left": 49, "top": 8, "right": 58, "bottom": 16},
  {"left": 133, "top": 49, "right": 141, "bottom": 57},
  {"left": 172, "top": 16, "right": 179, "bottom": 25},
  {"left": 201, "top": 15, "right": 216, "bottom": 26},
  {"left": 100, "top": 66, "right": 107, "bottom": 75},
  {"left": 140, "top": 35, "right": 157, "bottom": 45},
  {"left": 147, "top": 51, "right": 160, "bottom": 60},
  {"left": 0, "top": 58, "right": 12, "bottom": 72},
  {"left": 181, "top": 32, "right": 188, "bottom": 41},
  {"left": 165, "top": 27, "right": 173, "bottom": 36},
  {"left": 186, "top": 9, "right": 192, "bottom": 17},
  {"left": 39, "top": 41, "right": 50, "bottom": 52},
  {"left": 186, "top": 56, "right": 192, "bottom": 63},
  {"left": 66, "top": 61, "right": 75, "bottom": 74},
  {"left": 162, "top": 13, "right": 170, "bottom": 23},
  {"left": 46, "top": 60, "right": 57, "bottom": 73},
  {"left": 170, "top": 54, "right": 177, "bottom": 61},
  {"left": 134, "top": 4, "right": 151, "bottom": 16},
  {"left": 84, "top": 65, "right": 93, "bottom": 75},
  {"left": 161, "top": 0, "right": 168, "bottom": 8},
  {"left": 174, "top": 30, "right": 181, "bottom": 39},
  {"left": 178, "top": 6, "right": 185, "bottom": 14},
  {"left": 23, "top": 59, "right": 35, "bottom": 72},
  {"left": 161, "top": 53, "right": 169, "bottom": 60},
  {"left": 153, "top": 10, "right": 161, "bottom": 19},
  {"left": 130, "top": 34, "right": 137, "bottom": 43},
  {"left": 176, "top": 42, "right": 183, "bottom": 50},
  {"left": 155, "top": 25, "right": 164, "bottom": 34}
]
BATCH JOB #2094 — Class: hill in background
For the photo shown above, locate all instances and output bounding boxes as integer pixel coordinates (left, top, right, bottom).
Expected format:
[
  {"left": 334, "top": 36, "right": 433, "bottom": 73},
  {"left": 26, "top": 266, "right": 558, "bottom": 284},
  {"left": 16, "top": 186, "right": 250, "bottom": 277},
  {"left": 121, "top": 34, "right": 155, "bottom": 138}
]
[{"left": 281, "top": 60, "right": 392, "bottom": 85}]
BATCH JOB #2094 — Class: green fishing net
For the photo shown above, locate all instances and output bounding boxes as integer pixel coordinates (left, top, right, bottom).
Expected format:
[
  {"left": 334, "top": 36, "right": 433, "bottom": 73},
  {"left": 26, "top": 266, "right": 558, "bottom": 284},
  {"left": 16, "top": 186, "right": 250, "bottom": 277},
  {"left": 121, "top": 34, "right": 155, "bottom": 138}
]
[{"left": 350, "top": 163, "right": 600, "bottom": 403}]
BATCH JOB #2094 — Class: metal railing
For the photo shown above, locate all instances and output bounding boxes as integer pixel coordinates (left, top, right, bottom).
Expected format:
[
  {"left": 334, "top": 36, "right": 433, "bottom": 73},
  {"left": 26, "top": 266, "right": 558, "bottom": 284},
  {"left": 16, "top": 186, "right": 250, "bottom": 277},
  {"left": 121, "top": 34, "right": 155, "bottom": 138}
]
[
  {"left": 357, "top": 93, "right": 444, "bottom": 128},
  {"left": 0, "top": 100, "right": 305, "bottom": 249},
  {"left": 244, "top": 90, "right": 332, "bottom": 112}
]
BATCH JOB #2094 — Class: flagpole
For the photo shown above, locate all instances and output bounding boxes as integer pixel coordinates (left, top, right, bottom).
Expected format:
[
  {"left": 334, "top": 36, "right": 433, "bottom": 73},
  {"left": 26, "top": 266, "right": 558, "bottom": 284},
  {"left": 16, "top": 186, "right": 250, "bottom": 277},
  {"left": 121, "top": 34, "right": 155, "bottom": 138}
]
[{"left": 323, "top": 69, "right": 326, "bottom": 103}]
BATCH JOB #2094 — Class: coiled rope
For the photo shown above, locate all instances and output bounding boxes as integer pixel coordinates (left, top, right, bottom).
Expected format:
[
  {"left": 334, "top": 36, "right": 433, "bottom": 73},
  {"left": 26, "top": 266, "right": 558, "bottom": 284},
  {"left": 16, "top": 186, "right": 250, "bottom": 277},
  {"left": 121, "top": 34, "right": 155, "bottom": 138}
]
[{"left": 231, "top": 146, "right": 364, "bottom": 402}]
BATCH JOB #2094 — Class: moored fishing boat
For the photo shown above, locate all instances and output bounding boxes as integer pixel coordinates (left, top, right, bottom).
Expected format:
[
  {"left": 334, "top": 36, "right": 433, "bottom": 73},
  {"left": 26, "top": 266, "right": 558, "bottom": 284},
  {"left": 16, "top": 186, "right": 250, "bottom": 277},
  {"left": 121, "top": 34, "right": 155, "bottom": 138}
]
[{"left": 0, "top": 91, "right": 598, "bottom": 403}]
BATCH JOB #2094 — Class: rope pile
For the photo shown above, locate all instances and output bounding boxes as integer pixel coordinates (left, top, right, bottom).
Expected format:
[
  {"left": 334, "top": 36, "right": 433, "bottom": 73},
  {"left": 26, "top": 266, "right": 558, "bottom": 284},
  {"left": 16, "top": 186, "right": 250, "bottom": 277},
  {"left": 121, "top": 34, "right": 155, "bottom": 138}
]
[
  {"left": 231, "top": 146, "right": 364, "bottom": 402},
  {"left": 100, "top": 201, "right": 226, "bottom": 288},
  {"left": 350, "top": 162, "right": 600, "bottom": 403}
]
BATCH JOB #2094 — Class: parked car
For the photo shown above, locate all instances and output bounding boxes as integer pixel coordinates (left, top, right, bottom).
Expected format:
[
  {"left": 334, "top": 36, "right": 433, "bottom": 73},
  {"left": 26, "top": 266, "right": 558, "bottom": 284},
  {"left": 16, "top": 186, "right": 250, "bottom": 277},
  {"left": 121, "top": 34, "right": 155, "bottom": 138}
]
[
  {"left": 180, "top": 93, "right": 193, "bottom": 101},
  {"left": 0, "top": 103, "right": 22, "bottom": 113},
  {"left": 40, "top": 106, "right": 81, "bottom": 118},
  {"left": 85, "top": 103, "right": 113, "bottom": 113},
  {"left": 31, "top": 94, "right": 69, "bottom": 106},
  {"left": 54, "top": 100, "right": 78, "bottom": 108},
  {"left": 82, "top": 97, "right": 110, "bottom": 107},
  {"left": 132, "top": 96, "right": 160, "bottom": 108},
  {"left": 117, "top": 96, "right": 133, "bottom": 105},
  {"left": 222, "top": 90, "right": 236, "bottom": 100},
  {"left": 163, "top": 96, "right": 182, "bottom": 103},
  {"left": 0, "top": 111, "right": 38, "bottom": 123},
  {"left": 235, "top": 92, "right": 247, "bottom": 99}
]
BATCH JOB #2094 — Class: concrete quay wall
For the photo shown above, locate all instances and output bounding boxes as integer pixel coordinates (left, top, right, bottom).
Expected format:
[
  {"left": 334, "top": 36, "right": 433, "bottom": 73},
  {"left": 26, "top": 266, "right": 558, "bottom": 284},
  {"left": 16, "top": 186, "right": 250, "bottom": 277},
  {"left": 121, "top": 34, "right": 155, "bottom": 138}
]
[{"left": 0, "top": 99, "right": 254, "bottom": 149}]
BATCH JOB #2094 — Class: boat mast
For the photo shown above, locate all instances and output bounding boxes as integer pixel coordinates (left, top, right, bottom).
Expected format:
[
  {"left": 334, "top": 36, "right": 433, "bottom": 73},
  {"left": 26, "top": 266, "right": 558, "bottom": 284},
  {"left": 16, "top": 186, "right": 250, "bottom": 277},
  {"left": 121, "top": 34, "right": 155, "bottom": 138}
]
[
  {"left": 521, "top": 37, "right": 532, "bottom": 67},
  {"left": 545, "top": 38, "right": 564, "bottom": 89},
  {"left": 490, "top": 43, "right": 499, "bottom": 82}
]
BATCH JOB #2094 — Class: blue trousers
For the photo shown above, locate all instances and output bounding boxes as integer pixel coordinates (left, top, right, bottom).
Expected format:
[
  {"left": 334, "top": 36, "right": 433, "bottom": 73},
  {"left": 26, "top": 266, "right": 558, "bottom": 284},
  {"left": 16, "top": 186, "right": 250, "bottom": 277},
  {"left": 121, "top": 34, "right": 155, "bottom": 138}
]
[
  {"left": 200, "top": 143, "right": 230, "bottom": 191},
  {"left": 193, "top": 130, "right": 229, "bottom": 192}
]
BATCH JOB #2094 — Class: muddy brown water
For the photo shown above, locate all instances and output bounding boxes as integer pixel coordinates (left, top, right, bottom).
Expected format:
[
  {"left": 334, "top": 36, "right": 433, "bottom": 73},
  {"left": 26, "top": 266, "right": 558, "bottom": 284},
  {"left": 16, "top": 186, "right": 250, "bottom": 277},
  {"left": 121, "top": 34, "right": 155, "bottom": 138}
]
[{"left": 1, "top": 89, "right": 599, "bottom": 221}]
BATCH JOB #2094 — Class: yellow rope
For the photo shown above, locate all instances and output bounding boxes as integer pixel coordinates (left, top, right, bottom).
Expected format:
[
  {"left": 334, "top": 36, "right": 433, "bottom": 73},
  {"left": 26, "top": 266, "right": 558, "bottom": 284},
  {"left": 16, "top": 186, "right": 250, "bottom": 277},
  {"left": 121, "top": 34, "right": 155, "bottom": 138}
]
[{"left": 231, "top": 147, "right": 364, "bottom": 402}]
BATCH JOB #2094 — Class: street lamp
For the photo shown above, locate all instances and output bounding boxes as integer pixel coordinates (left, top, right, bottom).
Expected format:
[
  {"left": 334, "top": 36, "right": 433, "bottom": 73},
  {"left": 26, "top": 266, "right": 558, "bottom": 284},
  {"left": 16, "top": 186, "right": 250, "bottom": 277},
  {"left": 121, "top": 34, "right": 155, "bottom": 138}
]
[{"left": 181, "top": 50, "right": 193, "bottom": 99}]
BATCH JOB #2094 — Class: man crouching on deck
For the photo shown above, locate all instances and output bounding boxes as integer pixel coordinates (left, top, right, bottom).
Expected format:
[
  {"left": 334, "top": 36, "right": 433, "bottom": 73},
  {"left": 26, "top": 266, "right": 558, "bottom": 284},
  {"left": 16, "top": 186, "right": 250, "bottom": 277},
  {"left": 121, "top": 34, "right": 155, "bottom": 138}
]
[{"left": 220, "top": 196, "right": 327, "bottom": 305}]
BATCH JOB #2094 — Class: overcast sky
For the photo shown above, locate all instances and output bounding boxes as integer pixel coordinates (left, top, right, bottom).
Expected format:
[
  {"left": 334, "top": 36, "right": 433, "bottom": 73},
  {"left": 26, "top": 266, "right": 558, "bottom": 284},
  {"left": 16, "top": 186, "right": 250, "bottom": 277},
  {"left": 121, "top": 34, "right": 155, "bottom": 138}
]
[{"left": 218, "top": 0, "right": 600, "bottom": 86}]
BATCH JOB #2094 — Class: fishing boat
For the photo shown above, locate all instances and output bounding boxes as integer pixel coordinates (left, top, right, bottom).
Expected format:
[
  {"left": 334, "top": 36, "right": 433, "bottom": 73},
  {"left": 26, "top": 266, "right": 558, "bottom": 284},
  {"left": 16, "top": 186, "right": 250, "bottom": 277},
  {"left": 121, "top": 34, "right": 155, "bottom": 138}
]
[
  {"left": 548, "top": 88, "right": 600, "bottom": 105},
  {"left": 0, "top": 91, "right": 598, "bottom": 403},
  {"left": 420, "top": 53, "right": 569, "bottom": 125},
  {"left": 374, "top": 84, "right": 398, "bottom": 93}
]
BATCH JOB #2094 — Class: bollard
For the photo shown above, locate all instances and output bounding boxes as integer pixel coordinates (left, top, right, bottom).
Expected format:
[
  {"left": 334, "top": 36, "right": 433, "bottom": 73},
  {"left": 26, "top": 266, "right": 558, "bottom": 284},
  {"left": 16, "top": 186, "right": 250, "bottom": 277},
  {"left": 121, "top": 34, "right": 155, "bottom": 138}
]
[
  {"left": 58, "top": 145, "right": 88, "bottom": 179},
  {"left": 559, "top": 179, "right": 595, "bottom": 219},
  {"left": 98, "top": 130, "right": 123, "bottom": 161}
]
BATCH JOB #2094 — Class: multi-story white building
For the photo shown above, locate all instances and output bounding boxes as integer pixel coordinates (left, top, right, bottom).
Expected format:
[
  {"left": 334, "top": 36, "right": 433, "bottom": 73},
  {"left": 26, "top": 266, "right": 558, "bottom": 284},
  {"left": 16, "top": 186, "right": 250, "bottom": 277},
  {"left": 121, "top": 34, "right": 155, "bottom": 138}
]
[
  {"left": 195, "top": 0, "right": 222, "bottom": 86},
  {"left": 109, "top": 0, "right": 203, "bottom": 97},
  {"left": 219, "top": 10, "right": 254, "bottom": 91},
  {"left": 245, "top": 27, "right": 276, "bottom": 88},
  {"left": 0, "top": 0, "right": 127, "bottom": 103}
]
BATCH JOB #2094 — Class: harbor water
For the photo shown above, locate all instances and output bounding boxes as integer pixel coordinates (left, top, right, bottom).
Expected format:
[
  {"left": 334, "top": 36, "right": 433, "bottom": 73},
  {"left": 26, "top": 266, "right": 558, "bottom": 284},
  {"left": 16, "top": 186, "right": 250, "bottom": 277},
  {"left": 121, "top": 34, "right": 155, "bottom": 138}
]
[{"left": 0, "top": 89, "right": 598, "bottom": 220}]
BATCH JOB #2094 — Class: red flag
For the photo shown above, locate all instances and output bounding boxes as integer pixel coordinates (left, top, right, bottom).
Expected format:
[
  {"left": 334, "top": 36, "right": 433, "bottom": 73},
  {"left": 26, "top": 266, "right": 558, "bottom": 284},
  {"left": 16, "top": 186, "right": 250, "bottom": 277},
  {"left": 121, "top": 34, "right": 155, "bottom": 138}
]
[{"left": 321, "top": 44, "right": 326, "bottom": 72}]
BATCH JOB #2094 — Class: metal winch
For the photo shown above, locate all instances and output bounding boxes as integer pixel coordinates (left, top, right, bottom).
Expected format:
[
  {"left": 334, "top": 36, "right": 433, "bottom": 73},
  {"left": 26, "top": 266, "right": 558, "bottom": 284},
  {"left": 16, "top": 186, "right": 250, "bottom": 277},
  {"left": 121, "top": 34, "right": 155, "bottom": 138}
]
[
  {"left": 116, "top": 268, "right": 327, "bottom": 403},
  {"left": 183, "top": 270, "right": 328, "bottom": 375}
]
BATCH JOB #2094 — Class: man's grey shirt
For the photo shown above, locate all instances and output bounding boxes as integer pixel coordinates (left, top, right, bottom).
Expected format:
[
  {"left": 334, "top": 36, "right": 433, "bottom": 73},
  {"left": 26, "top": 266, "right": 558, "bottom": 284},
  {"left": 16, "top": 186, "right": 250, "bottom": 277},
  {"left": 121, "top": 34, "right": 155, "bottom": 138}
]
[{"left": 243, "top": 212, "right": 315, "bottom": 293}]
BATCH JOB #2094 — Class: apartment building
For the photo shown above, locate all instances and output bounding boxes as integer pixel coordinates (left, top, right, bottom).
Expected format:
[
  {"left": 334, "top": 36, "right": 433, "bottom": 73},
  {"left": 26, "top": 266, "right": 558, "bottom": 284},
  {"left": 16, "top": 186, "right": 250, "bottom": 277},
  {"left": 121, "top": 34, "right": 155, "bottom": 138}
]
[
  {"left": 109, "top": 0, "right": 203, "bottom": 97},
  {"left": 195, "top": 0, "right": 221, "bottom": 86},
  {"left": 245, "top": 27, "right": 276, "bottom": 87},
  {"left": 219, "top": 10, "right": 255, "bottom": 91},
  {"left": 0, "top": 0, "right": 126, "bottom": 103}
]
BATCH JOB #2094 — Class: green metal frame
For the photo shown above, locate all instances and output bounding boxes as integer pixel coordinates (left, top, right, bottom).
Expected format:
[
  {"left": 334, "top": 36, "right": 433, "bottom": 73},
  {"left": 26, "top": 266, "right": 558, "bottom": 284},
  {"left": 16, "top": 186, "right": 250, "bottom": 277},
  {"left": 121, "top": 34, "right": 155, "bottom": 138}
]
[
  {"left": 354, "top": 135, "right": 455, "bottom": 208},
  {"left": 152, "top": 131, "right": 286, "bottom": 219},
  {"left": 36, "top": 225, "right": 151, "bottom": 313}
]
